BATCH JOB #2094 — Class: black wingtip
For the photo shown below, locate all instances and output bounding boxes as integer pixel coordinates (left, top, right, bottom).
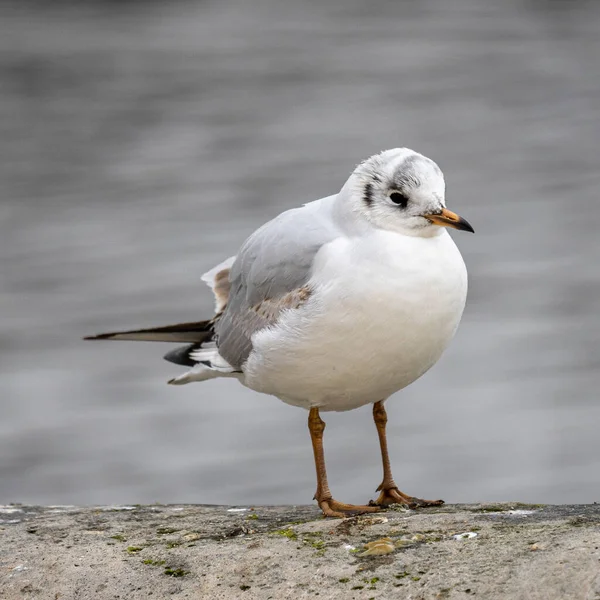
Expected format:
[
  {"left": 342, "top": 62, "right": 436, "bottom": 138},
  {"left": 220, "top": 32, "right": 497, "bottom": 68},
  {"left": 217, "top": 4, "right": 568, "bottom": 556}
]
[
  {"left": 83, "top": 332, "right": 118, "bottom": 340},
  {"left": 163, "top": 344, "right": 200, "bottom": 367}
]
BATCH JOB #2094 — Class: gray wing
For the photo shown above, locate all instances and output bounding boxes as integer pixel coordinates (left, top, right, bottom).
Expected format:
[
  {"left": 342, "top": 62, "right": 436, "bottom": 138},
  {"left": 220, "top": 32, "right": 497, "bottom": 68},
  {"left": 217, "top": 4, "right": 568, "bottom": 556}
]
[{"left": 215, "top": 195, "right": 340, "bottom": 369}]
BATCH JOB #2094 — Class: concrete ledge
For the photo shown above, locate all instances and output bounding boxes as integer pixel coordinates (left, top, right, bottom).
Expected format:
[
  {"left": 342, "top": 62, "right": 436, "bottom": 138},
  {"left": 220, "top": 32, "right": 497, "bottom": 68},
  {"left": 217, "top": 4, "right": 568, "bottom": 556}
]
[{"left": 1, "top": 503, "right": 599, "bottom": 599}]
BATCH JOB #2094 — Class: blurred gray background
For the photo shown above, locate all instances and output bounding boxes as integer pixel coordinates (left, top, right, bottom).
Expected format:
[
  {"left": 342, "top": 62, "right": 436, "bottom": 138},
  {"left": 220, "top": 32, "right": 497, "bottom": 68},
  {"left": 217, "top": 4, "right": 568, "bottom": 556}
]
[{"left": 2, "top": 0, "right": 599, "bottom": 507}]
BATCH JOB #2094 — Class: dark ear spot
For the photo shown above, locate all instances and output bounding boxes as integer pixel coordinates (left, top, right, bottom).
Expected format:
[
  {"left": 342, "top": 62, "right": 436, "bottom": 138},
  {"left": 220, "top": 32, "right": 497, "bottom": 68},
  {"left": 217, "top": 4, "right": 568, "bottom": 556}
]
[{"left": 363, "top": 182, "right": 374, "bottom": 206}]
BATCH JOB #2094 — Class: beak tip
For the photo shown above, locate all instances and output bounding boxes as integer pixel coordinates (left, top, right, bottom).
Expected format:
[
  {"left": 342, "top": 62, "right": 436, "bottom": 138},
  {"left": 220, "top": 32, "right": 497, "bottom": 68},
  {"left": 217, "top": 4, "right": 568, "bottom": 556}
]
[{"left": 451, "top": 211, "right": 474, "bottom": 234}]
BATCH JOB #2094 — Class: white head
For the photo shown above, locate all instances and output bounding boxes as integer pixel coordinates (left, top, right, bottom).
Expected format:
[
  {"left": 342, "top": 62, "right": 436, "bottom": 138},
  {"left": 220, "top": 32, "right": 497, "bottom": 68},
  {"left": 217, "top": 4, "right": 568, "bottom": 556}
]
[{"left": 339, "top": 148, "right": 473, "bottom": 237}]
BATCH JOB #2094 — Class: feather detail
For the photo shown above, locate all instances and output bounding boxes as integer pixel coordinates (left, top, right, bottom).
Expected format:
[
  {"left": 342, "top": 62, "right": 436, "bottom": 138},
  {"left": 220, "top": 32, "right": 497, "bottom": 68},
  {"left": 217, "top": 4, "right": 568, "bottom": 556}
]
[{"left": 201, "top": 256, "right": 236, "bottom": 312}]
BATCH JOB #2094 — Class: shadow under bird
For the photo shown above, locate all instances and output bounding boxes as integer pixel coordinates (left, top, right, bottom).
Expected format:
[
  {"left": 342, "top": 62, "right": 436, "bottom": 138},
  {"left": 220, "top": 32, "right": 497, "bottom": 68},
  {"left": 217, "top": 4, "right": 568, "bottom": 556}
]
[{"left": 86, "top": 148, "right": 474, "bottom": 517}]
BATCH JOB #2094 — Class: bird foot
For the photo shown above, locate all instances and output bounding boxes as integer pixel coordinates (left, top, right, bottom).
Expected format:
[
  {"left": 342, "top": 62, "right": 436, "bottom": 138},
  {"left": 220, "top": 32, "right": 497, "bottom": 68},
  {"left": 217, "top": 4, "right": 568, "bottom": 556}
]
[
  {"left": 316, "top": 495, "right": 381, "bottom": 518},
  {"left": 370, "top": 485, "right": 444, "bottom": 509}
]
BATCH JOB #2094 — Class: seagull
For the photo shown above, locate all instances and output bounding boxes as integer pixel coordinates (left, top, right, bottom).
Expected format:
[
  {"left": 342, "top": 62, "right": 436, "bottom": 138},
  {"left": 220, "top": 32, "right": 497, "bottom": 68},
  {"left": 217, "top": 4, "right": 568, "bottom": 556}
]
[{"left": 86, "top": 148, "right": 474, "bottom": 517}]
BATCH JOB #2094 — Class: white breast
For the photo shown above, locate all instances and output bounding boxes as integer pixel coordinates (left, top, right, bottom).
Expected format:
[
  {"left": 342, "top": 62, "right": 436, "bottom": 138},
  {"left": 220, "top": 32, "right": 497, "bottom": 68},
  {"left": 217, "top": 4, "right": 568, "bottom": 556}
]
[{"left": 243, "top": 229, "right": 468, "bottom": 411}]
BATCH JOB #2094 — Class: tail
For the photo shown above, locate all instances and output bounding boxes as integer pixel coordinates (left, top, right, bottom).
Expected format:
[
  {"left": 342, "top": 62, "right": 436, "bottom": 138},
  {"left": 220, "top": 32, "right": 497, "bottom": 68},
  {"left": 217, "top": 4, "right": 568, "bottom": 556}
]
[{"left": 83, "top": 320, "right": 213, "bottom": 343}]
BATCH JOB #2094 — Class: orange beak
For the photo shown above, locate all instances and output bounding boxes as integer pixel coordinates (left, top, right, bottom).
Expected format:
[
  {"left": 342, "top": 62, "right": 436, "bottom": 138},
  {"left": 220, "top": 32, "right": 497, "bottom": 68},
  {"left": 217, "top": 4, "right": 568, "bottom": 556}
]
[{"left": 423, "top": 207, "right": 474, "bottom": 233}]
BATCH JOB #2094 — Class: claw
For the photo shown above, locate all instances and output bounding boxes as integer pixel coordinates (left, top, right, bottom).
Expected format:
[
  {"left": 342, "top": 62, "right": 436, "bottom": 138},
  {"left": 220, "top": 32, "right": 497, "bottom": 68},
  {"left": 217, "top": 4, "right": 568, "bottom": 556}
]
[{"left": 407, "top": 496, "right": 444, "bottom": 508}]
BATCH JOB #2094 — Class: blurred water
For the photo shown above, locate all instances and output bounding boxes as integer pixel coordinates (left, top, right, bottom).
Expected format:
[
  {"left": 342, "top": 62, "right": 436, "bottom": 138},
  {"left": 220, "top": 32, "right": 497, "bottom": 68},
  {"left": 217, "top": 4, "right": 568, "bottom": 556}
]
[{"left": 1, "top": 0, "right": 600, "bottom": 506}]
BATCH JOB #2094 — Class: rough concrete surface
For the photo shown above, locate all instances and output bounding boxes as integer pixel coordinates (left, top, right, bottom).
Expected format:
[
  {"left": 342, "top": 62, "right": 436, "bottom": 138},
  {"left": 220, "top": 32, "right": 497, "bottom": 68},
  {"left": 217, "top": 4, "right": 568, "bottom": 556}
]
[{"left": 1, "top": 503, "right": 599, "bottom": 600}]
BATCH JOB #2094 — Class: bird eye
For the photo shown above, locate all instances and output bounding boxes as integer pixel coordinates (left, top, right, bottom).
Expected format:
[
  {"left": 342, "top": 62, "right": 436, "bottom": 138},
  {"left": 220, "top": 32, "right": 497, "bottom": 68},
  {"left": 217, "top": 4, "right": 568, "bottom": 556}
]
[{"left": 389, "top": 192, "right": 409, "bottom": 208}]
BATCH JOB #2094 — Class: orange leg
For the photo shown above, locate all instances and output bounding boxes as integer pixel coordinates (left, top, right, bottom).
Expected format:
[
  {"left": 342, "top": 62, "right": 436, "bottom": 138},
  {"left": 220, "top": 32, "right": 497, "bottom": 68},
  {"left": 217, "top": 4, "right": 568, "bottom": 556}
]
[
  {"left": 309, "top": 407, "right": 380, "bottom": 518},
  {"left": 372, "top": 401, "right": 444, "bottom": 508}
]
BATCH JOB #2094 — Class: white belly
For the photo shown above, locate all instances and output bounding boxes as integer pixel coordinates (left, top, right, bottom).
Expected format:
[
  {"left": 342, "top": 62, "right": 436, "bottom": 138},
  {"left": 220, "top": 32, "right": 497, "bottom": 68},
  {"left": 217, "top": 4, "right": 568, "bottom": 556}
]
[{"left": 243, "top": 230, "right": 468, "bottom": 411}]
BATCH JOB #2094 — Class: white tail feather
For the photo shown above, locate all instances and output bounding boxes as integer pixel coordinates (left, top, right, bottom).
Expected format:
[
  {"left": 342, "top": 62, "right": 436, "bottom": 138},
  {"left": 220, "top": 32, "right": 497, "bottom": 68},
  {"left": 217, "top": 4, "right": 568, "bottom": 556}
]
[{"left": 168, "top": 362, "right": 241, "bottom": 385}]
